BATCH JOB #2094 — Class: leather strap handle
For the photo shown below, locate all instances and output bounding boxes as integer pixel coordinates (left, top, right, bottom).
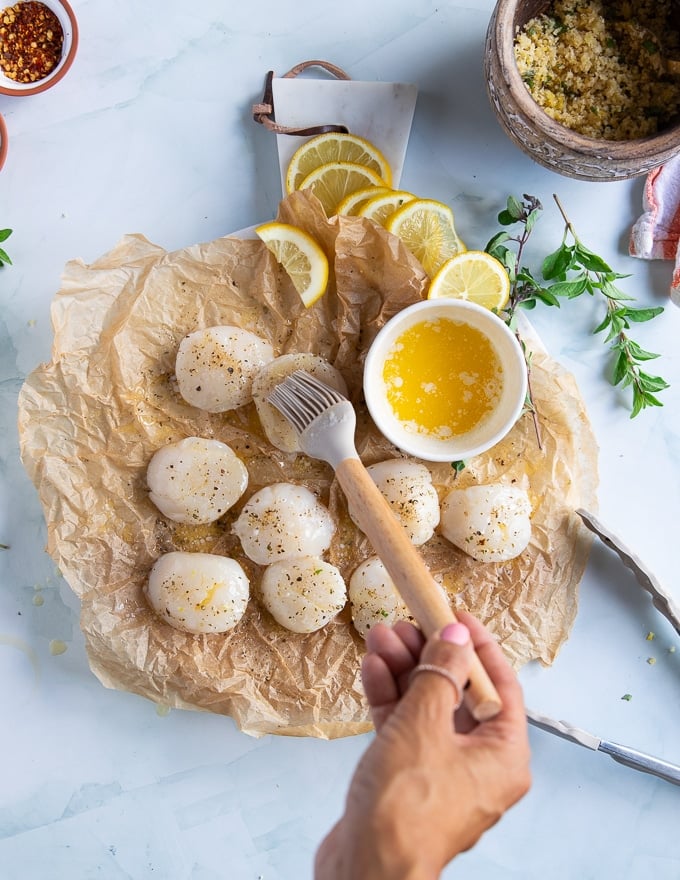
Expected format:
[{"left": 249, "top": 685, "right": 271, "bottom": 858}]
[{"left": 252, "top": 61, "right": 351, "bottom": 136}]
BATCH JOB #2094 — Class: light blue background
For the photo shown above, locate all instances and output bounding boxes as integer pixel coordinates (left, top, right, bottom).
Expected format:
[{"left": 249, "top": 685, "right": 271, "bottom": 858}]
[{"left": 1, "top": 2, "right": 679, "bottom": 877}]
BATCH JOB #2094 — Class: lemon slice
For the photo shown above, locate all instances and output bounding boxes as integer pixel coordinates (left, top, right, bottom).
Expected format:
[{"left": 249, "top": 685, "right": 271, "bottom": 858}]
[
  {"left": 336, "top": 185, "right": 393, "bottom": 216},
  {"left": 298, "top": 162, "right": 389, "bottom": 217},
  {"left": 356, "top": 190, "right": 417, "bottom": 226},
  {"left": 255, "top": 222, "right": 329, "bottom": 307},
  {"left": 428, "top": 251, "right": 511, "bottom": 311},
  {"left": 286, "top": 132, "right": 392, "bottom": 193},
  {"left": 385, "top": 198, "right": 466, "bottom": 277}
]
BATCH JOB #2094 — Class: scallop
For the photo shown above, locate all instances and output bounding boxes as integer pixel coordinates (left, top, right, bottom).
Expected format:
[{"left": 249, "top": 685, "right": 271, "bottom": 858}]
[
  {"left": 260, "top": 556, "right": 347, "bottom": 633},
  {"left": 175, "top": 325, "right": 274, "bottom": 412},
  {"left": 440, "top": 483, "right": 532, "bottom": 563},
  {"left": 232, "top": 482, "right": 335, "bottom": 565},
  {"left": 252, "top": 353, "right": 348, "bottom": 452},
  {"left": 352, "top": 459, "right": 440, "bottom": 545},
  {"left": 349, "top": 556, "right": 412, "bottom": 637},
  {"left": 146, "top": 436, "right": 248, "bottom": 524},
  {"left": 145, "top": 551, "right": 249, "bottom": 634}
]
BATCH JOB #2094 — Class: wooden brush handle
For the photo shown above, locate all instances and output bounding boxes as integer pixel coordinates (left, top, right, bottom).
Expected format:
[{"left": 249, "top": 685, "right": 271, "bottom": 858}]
[{"left": 336, "top": 457, "right": 502, "bottom": 722}]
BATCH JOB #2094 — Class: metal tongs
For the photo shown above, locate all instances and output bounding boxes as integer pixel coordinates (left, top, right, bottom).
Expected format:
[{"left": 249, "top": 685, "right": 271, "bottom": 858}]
[
  {"left": 527, "top": 509, "right": 680, "bottom": 786},
  {"left": 576, "top": 510, "right": 680, "bottom": 637}
]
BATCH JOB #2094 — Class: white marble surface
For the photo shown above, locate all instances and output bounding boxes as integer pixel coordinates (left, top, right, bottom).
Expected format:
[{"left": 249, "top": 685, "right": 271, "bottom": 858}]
[{"left": 1, "top": 1, "right": 679, "bottom": 878}]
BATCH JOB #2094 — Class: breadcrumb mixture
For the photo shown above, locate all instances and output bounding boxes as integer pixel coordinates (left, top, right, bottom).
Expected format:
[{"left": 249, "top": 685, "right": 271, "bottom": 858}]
[{"left": 514, "top": 0, "right": 680, "bottom": 139}]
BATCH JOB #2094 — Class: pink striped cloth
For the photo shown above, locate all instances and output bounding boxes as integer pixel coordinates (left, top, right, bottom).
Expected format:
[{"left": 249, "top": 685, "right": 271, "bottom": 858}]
[{"left": 629, "top": 153, "right": 680, "bottom": 307}]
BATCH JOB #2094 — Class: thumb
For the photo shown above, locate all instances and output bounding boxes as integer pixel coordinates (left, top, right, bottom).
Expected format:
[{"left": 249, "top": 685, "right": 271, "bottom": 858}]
[{"left": 405, "top": 622, "right": 474, "bottom": 726}]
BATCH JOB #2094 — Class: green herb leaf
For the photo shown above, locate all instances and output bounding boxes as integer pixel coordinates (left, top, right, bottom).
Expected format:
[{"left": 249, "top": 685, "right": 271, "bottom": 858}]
[
  {"left": 504, "top": 250, "right": 519, "bottom": 279},
  {"left": 0, "top": 248, "right": 12, "bottom": 266},
  {"left": 546, "top": 277, "right": 589, "bottom": 298},
  {"left": 542, "top": 245, "right": 574, "bottom": 280},
  {"left": 592, "top": 313, "right": 611, "bottom": 334},
  {"left": 574, "top": 244, "right": 612, "bottom": 273},
  {"left": 622, "top": 306, "right": 665, "bottom": 323},
  {"left": 485, "top": 230, "right": 511, "bottom": 252},
  {"left": 517, "top": 298, "right": 538, "bottom": 310},
  {"left": 485, "top": 241, "right": 518, "bottom": 280},
  {"left": 497, "top": 209, "right": 516, "bottom": 226},
  {"left": 534, "top": 288, "right": 561, "bottom": 307},
  {"left": 625, "top": 339, "right": 660, "bottom": 361},
  {"left": 631, "top": 389, "right": 646, "bottom": 418},
  {"left": 0, "top": 228, "right": 12, "bottom": 243},
  {"left": 637, "top": 373, "right": 670, "bottom": 393},
  {"left": 525, "top": 208, "right": 541, "bottom": 234},
  {"left": 613, "top": 350, "right": 628, "bottom": 385},
  {"left": 600, "top": 278, "right": 634, "bottom": 301},
  {"left": 604, "top": 310, "right": 627, "bottom": 340},
  {"left": 506, "top": 195, "right": 524, "bottom": 220}
]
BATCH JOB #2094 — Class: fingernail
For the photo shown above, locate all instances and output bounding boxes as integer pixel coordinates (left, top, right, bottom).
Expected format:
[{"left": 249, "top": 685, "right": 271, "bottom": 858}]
[{"left": 441, "top": 623, "right": 470, "bottom": 645}]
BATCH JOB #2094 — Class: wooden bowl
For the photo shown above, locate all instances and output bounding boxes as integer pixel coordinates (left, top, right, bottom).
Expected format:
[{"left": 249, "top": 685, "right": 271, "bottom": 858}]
[{"left": 485, "top": 0, "right": 680, "bottom": 181}]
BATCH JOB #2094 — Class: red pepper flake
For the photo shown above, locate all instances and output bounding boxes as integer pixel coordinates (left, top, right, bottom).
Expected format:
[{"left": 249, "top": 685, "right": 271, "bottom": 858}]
[{"left": 0, "top": 1, "right": 63, "bottom": 83}]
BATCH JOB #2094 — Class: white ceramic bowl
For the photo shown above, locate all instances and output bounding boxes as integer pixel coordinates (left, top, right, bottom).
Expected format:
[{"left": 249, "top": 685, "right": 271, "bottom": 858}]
[
  {"left": 0, "top": 0, "right": 78, "bottom": 96},
  {"left": 363, "top": 299, "right": 527, "bottom": 462}
]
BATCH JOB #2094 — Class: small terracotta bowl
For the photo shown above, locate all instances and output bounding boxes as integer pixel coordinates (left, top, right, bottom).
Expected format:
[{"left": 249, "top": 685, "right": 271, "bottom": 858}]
[
  {"left": 485, "top": 0, "right": 680, "bottom": 181},
  {"left": 0, "top": 0, "right": 78, "bottom": 96}
]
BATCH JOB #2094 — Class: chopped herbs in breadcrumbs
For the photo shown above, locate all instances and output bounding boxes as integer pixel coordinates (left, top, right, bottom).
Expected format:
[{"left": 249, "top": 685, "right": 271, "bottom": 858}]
[{"left": 514, "top": 0, "right": 680, "bottom": 139}]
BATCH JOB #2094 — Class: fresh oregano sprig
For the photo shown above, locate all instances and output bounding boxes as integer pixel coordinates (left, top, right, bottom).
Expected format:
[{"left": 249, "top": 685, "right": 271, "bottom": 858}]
[
  {"left": 0, "top": 228, "right": 12, "bottom": 267},
  {"left": 486, "top": 194, "right": 669, "bottom": 420},
  {"left": 486, "top": 194, "right": 546, "bottom": 446},
  {"left": 548, "top": 195, "right": 668, "bottom": 417}
]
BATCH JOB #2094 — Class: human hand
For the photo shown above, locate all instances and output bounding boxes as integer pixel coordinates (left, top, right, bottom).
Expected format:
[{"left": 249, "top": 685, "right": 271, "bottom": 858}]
[{"left": 315, "top": 612, "right": 531, "bottom": 879}]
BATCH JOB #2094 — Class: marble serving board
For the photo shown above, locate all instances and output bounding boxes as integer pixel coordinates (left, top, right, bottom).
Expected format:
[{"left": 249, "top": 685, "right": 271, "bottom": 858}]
[{"left": 272, "top": 76, "right": 418, "bottom": 193}]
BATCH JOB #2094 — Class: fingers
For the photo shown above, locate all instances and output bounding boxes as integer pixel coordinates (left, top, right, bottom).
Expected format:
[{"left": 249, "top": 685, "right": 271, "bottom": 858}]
[
  {"left": 362, "top": 622, "right": 424, "bottom": 731},
  {"left": 365, "top": 622, "right": 422, "bottom": 692},
  {"left": 361, "top": 652, "right": 399, "bottom": 731},
  {"left": 362, "top": 613, "right": 528, "bottom": 742},
  {"left": 455, "top": 612, "right": 531, "bottom": 802},
  {"left": 404, "top": 622, "right": 475, "bottom": 728},
  {"left": 392, "top": 620, "right": 425, "bottom": 659},
  {"left": 455, "top": 611, "right": 527, "bottom": 730}
]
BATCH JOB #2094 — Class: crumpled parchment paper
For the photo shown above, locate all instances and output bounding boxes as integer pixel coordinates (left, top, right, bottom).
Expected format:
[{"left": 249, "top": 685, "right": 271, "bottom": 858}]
[{"left": 18, "top": 190, "right": 599, "bottom": 738}]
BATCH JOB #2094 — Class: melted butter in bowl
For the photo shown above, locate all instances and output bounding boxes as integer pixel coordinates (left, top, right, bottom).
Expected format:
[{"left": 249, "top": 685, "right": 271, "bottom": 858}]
[
  {"left": 383, "top": 317, "right": 504, "bottom": 438},
  {"left": 364, "top": 299, "right": 527, "bottom": 462}
]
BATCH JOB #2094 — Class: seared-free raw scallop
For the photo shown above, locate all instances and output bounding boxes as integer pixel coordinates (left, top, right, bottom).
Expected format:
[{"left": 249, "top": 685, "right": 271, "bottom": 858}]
[
  {"left": 252, "top": 353, "right": 348, "bottom": 452},
  {"left": 440, "top": 483, "right": 532, "bottom": 563},
  {"left": 146, "top": 437, "right": 248, "bottom": 524},
  {"left": 349, "top": 555, "right": 412, "bottom": 637},
  {"left": 260, "top": 556, "right": 347, "bottom": 633},
  {"left": 352, "top": 459, "right": 440, "bottom": 545},
  {"left": 233, "top": 482, "right": 335, "bottom": 565},
  {"left": 175, "top": 325, "right": 274, "bottom": 412},
  {"left": 145, "top": 551, "right": 250, "bottom": 634}
]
